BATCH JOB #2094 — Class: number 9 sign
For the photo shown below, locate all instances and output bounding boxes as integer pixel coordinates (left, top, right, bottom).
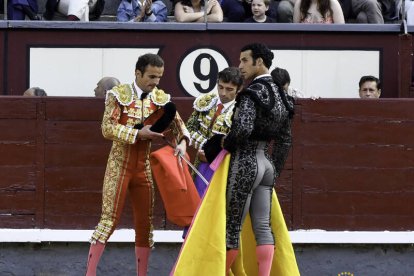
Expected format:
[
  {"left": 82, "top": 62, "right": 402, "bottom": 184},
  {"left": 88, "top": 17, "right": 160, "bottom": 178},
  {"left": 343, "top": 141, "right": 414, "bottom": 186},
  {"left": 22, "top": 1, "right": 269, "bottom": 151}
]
[{"left": 178, "top": 48, "right": 229, "bottom": 98}]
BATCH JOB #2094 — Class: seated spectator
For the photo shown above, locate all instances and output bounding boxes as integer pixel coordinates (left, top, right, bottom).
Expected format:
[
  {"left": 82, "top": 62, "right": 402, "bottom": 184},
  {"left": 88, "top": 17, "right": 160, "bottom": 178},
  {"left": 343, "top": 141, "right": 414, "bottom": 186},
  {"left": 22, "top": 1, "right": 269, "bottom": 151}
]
[
  {"left": 174, "top": 0, "right": 223, "bottom": 22},
  {"left": 271, "top": 67, "right": 304, "bottom": 98},
  {"left": 7, "top": 0, "right": 40, "bottom": 20},
  {"left": 281, "top": 0, "right": 372, "bottom": 23},
  {"left": 244, "top": 0, "right": 276, "bottom": 22},
  {"left": 293, "top": 0, "right": 345, "bottom": 23},
  {"left": 379, "top": 0, "right": 399, "bottom": 23},
  {"left": 94, "top": 77, "right": 121, "bottom": 98},
  {"left": 386, "top": 0, "right": 414, "bottom": 24},
  {"left": 23, "top": 87, "right": 47, "bottom": 96},
  {"left": 358, "top": 75, "right": 381, "bottom": 98},
  {"left": 221, "top": 0, "right": 251, "bottom": 21},
  {"left": 117, "top": 0, "right": 168, "bottom": 22},
  {"left": 338, "top": 0, "right": 383, "bottom": 23},
  {"left": 277, "top": 0, "right": 296, "bottom": 22},
  {"left": 43, "top": 0, "right": 105, "bottom": 21},
  {"left": 221, "top": 0, "right": 278, "bottom": 22}
]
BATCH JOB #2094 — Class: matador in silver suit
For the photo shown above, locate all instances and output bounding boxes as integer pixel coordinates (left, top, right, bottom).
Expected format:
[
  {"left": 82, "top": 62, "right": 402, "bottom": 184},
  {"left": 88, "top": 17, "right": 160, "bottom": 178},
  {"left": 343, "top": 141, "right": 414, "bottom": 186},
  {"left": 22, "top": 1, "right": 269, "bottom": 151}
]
[{"left": 204, "top": 43, "right": 294, "bottom": 275}]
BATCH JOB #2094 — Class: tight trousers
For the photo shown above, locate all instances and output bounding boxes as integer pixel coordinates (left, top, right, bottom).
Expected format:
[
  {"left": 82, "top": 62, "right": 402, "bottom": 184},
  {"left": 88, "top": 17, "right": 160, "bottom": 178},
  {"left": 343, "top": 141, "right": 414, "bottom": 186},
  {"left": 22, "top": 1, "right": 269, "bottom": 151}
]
[
  {"left": 226, "top": 141, "right": 275, "bottom": 249},
  {"left": 90, "top": 140, "right": 154, "bottom": 248}
]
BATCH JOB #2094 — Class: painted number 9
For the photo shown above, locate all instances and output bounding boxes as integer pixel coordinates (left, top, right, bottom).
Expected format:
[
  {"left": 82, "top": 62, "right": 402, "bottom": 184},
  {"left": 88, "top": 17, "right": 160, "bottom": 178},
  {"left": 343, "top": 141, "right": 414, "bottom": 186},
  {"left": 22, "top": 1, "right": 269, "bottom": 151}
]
[{"left": 179, "top": 48, "right": 229, "bottom": 98}]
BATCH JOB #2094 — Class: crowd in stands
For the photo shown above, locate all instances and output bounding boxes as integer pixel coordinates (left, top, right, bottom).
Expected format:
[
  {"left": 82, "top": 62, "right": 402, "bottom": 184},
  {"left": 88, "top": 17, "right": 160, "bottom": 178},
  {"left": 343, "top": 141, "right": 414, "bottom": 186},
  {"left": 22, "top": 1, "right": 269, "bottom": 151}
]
[{"left": 2, "top": 0, "right": 413, "bottom": 24}]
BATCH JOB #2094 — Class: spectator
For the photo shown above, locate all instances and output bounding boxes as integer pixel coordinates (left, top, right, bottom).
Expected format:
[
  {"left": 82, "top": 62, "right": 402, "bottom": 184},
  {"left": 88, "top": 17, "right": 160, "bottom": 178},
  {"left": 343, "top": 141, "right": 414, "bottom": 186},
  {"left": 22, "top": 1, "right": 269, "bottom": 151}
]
[
  {"left": 221, "top": 0, "right": 278, "bottom": 22},
  {"left": 94, "top": 77, "right": 121, "bottom": 98},
  {"left": 359, "top": 75, "right": 381, "bottom": 98},
  {"left": 43, "top": 0, "right": 105, "bottom": 21},
  {"left": 277, "top": 0, "right": 296, "bottom": 22},
  {"left": 7, "top": 0, "right": 40, "bottom": 20},
  {"left": 244, "top": 0, "right": 277, "bottom": 22},
  {"left": 293, "top": 0, "right": 345, "bottom": 23},
  {"left": 174, "top": 0, "right": 223, "bottom": 22},
  {"left": 271, "top": 67, "right": 304, "bottom": 98},
  {"left": 379, "top": 0, "right": 398, "bottom": 22},
  {"left": 220, "top": 0, "right": 251, "bottom": 21},
  {"left": 117, "top": 0, "right": 168, "bottom": 22},
  {"left": 23, "top": 87, "right": 47, "bottom": 96},
  {"left": 380, "top": 0, "right": 414, "bottom": 24},
  {"left": 338, "top": 0, "right": 384, "bottom": 23},
  {"left": 281, "top": 0, "right": 377, "bottom": 23}
]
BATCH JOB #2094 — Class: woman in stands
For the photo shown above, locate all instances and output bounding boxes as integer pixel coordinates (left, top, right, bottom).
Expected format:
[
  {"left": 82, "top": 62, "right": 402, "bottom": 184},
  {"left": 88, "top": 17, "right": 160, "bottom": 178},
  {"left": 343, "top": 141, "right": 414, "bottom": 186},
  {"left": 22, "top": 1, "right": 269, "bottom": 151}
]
[
  {"left": 293, "top": 0, "right": 344, "bottom": 23},
  {"left": 174, "top": 0, "right": 223, "bottom": 22}
]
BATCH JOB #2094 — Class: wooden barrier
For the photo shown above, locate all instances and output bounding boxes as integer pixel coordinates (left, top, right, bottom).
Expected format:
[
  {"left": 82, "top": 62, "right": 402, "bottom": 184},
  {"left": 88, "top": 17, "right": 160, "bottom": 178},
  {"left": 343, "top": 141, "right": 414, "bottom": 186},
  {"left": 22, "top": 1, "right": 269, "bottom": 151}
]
[{"left": 1, "top": 96, "right": 414, "bottom": 231}]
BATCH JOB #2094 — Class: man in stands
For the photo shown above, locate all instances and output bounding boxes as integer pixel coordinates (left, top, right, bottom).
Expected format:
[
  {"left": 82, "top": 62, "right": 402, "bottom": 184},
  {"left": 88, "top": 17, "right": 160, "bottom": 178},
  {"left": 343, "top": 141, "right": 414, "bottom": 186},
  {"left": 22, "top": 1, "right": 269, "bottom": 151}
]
[
  {"left": 94, "top": 77, "right": 120, "bottom": 98},
  {"left": 359, "top": 75, "right": 381, "bottom": 98},
  {"left": 23, "top": 87, "right": 47, "bottom": 96}
]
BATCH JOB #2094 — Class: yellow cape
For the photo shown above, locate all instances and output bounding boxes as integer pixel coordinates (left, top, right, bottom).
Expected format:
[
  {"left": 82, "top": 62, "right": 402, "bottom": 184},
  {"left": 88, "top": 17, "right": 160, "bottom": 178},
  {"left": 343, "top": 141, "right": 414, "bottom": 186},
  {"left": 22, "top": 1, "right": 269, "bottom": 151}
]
[{"left": 171, "top": 154, "right": 300, "bottom": 276}]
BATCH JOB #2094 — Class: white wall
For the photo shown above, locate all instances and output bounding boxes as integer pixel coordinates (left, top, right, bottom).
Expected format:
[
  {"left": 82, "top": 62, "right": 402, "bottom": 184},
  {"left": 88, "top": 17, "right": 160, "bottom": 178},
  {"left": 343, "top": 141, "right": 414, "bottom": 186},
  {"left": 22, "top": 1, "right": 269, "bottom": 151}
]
[
  {"left": 30, "top": 47, "right": 379, "bottom": 98},
  {"left": 271, "top": 50, "right": 380, "bottom": 98},
  {"left": 29, "top": 48, "right": 159, "bottom": 97}
]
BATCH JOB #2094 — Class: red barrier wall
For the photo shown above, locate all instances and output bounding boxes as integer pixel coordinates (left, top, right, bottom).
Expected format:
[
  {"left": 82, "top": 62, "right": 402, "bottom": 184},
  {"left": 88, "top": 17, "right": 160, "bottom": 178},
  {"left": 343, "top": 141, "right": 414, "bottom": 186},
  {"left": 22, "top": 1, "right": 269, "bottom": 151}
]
[{"left": 1, "top": 97, "right": 413, "bottom": 231}]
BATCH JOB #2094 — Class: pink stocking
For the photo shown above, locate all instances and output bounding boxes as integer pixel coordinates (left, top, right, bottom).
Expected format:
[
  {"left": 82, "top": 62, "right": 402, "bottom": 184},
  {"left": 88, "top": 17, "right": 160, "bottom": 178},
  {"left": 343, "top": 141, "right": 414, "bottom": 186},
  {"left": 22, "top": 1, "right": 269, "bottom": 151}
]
[
  {"left": 135, "top": 247, "right": 151, "bottom": 276},
  {"left": 226, "top": 249, "right": 239, "bottom": 275},
  {"left": 85, "top": 242, "right": 106, "bottom": 276},
  {"left": 256, "top": 245, "right": 275, "bottom": 276}
]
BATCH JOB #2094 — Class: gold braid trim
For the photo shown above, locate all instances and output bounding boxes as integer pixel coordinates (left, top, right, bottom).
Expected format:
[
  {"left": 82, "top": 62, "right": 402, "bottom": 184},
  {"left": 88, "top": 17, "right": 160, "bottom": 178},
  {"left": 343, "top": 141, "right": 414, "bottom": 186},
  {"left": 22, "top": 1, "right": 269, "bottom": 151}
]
[{"left": 90, "top": 220, "right": 114, "bottom": 244}]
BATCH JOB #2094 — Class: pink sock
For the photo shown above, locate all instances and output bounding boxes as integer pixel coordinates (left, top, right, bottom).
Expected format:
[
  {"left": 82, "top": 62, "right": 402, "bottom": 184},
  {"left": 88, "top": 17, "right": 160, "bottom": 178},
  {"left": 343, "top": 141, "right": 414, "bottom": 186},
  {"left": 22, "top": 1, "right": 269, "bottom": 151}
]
[
  {"left": 85, "top": 242, "right": 106, "bottom": 276},
  {"left": 256, "top": 245, "right": 275, "bottom": 276},
  {"left": 226, "top": 249, "right": 239, "bottom": 274},
  {"left": 135, "top": 247, "right": 151, "bottom": 276}
]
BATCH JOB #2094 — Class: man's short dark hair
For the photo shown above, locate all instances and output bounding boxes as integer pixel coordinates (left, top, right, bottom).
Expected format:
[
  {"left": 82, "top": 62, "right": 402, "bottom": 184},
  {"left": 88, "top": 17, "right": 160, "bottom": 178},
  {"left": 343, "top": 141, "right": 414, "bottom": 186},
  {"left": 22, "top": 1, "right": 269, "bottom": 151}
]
[
  {"left": 135, "top": 53, "right": 164, "bottom": 74},
  {"left": 240, "top": 43, "right": 274, "bottom": 69},
  {"left": 33, "top": 87, "right": 47, "bottom": 96},
  {"left": 271, "top": 67, "right": 291, "bottom": 88},
  {"left": 218, "top": 67, "right": 243, "bottom": 90},
  {"left": 359, "top": 75, "right": 381, "bottom": 89}
]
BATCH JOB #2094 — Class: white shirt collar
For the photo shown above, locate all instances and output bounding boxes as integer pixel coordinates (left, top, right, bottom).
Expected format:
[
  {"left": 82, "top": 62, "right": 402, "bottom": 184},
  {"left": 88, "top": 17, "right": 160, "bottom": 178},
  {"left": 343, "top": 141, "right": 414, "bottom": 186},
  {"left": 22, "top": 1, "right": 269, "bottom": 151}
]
[
  {"left": 254, "top": 73, "right": 271, "bottom": 80},
  {"left": 133, "top": 81, "right": 144, "bottom": 99}
]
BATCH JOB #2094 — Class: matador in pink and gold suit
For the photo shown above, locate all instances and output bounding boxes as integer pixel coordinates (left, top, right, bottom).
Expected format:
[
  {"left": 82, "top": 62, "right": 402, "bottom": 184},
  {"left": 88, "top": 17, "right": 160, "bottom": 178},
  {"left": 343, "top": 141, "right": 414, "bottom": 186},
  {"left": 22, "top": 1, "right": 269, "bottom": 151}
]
[{"left": 85, "top": 53, "right": 190, "bottom": 276}]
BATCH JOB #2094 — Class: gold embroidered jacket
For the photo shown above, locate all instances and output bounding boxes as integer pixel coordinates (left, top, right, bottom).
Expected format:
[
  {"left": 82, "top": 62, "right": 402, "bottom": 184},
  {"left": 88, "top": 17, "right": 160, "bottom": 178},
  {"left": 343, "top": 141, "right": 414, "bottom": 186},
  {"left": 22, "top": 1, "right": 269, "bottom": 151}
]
[
  {"left": 186, "top": 92, "right": 235, "bottom": 150},
  {"left": 102, "top": 83, "right": 190, "bottom": 145}
]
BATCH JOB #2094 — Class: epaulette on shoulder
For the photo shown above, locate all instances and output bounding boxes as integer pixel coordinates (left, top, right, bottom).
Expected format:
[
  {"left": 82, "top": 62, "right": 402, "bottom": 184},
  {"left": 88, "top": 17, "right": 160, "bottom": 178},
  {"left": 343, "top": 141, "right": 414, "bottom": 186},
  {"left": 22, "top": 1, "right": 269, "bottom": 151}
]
[
  {"left": 150, "top": 87, "right": 171, "bottom": 106},
  {"left": 193, "top": 92, "right": 218, "bottom": 112},
  {"left": 107, "top": 84, "right": 134, "bottom": 106}
]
